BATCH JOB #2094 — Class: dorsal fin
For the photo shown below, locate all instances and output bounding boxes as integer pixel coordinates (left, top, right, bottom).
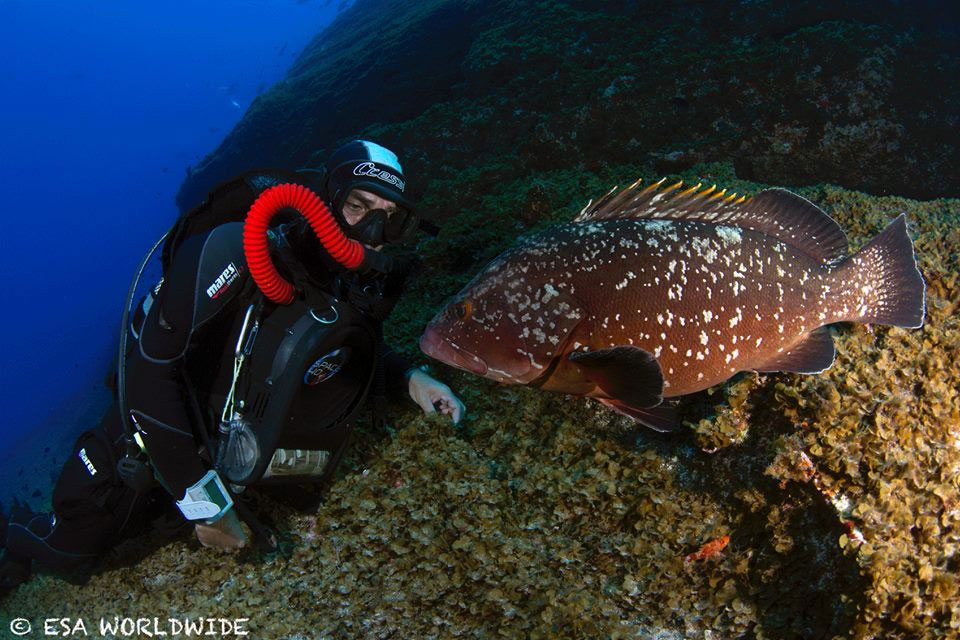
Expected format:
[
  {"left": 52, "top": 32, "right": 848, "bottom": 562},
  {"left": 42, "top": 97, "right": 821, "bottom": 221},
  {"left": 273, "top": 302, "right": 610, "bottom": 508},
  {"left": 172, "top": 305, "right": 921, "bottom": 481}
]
[{"left": 574, "top": 179, "right": 849, "bottom": 264}]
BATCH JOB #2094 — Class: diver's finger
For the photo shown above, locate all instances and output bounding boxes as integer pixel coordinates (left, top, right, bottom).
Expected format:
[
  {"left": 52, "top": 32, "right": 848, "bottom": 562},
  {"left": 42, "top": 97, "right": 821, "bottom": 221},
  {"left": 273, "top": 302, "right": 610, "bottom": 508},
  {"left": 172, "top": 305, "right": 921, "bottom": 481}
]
[
  {"left": 450, "top": 401, "right": 463, "bottom": 424},
  {"left": 419, "top": 395, "right": 437, "bottom": 414},
  {"left": 438, "top": 397, "right": 463, "bottom": 424}
]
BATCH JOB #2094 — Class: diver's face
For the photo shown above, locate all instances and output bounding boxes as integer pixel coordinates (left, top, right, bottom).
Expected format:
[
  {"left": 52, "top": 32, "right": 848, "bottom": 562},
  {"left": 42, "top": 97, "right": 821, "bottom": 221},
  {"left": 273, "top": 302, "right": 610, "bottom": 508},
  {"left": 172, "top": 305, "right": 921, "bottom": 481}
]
[{"left": 341, "top": 188, "right": 399, "bottom": 250}]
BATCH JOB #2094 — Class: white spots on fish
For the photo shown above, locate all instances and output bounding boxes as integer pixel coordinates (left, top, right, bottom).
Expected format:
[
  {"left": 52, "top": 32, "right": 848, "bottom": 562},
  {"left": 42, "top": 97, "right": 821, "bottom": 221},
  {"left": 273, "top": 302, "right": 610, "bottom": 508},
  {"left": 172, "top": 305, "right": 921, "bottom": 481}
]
[
  {"left": 615, "top": 273, "right": 634, "bottom": 290},
  {"left": 644, "top": 219, "right": 675, "bottom": 234},
  {"left": 691, "top": 236, "right": 717, "bottom": 264},
  {"left": 541, "top": 283, "right": 560, "bottom": 302},
  {"left": 716, "top": 225, "right": 742, "bottom": 245},
  {"left": 700, "top": 330, "right": 709, "bottom": 345},
  {"left": 703, "top": 310, "right": 713, "bottom": 323},
  {"left": 654, "top": 345, "right": 663, "bottom": 358},
  {"left": 728, "top": 307, "right": 743, "bottom": 328},
  {"left": 755, "top": 337, "right": 763, "bottom": 347}
]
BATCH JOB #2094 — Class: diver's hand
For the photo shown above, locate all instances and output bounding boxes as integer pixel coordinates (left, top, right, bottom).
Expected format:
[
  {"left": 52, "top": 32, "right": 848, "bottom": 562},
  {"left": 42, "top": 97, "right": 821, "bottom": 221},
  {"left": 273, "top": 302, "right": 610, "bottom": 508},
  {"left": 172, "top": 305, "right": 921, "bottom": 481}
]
[
  {"left": 194, "top": 509, "right": 247, "bottom": 551},
  {"left": 408, "top": 369, "right": 466, "bottom": 424}
]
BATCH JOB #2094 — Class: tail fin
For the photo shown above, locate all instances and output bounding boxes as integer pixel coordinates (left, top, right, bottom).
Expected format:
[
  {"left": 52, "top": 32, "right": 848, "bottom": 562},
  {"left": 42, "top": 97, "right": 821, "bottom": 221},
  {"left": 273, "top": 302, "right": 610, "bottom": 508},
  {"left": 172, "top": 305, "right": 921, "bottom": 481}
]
[{"left": 833, "top": 214, "right": 925, "bottom": 328}]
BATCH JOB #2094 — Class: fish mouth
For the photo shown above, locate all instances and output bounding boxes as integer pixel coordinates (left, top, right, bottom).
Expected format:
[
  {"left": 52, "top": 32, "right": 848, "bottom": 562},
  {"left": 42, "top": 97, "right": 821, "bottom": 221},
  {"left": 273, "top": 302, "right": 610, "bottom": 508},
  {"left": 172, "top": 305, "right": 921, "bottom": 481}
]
[{"left": 419, "top": 328, "right": 488, "bottom": 376}]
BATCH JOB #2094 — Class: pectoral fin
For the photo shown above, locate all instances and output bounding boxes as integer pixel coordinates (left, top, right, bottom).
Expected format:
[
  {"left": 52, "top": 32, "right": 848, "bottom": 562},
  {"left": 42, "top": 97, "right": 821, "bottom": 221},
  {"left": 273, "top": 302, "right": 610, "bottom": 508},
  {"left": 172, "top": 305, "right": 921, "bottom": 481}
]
[
  {"left": 569, "top": 345, "right": 664, "bottom": 409},
  {"left": 598, "top": 398, "right": 684, "bottom": 433}
]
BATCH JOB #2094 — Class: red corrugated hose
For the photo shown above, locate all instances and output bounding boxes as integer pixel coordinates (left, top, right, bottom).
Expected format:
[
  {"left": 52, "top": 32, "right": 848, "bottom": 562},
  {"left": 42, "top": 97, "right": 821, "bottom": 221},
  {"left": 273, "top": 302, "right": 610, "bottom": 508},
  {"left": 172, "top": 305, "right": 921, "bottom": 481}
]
[{"left": 242, "top": 183, "right": 364, "bottom": 304}]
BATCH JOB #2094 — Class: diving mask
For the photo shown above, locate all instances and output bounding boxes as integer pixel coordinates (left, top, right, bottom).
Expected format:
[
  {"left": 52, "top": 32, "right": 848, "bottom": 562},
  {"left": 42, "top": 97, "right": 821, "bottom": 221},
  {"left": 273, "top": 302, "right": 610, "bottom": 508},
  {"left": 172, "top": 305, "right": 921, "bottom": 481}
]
[{"left": 346, "top": 206, "right": 419, "bottom": 246}]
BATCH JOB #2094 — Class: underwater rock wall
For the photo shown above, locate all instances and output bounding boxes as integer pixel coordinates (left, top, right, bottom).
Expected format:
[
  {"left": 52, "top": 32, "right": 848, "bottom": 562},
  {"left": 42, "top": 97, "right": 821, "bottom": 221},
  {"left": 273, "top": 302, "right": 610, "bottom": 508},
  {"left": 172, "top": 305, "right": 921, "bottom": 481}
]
[{"left": 177, "top": 0, "right": 959, "bottom": 212}]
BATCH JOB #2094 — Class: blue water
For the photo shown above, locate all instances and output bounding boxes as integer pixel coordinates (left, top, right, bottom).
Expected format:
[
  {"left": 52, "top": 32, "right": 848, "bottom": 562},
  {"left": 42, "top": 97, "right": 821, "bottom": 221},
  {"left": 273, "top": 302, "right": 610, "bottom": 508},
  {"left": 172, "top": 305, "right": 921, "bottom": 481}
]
[{"left": 0, "top": 0, "right": 340, "bottom": 456}]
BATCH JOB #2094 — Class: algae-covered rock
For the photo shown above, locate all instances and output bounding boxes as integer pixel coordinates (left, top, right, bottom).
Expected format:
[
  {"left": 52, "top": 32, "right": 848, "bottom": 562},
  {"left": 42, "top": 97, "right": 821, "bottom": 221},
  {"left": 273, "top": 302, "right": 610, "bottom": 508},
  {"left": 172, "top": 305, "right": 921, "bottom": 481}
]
[
  {"left": 178, "top": 0, "right": 960, "bottom": 211},
  {"left": 10, "top": 177, "right": 954, "bottom": 638}
]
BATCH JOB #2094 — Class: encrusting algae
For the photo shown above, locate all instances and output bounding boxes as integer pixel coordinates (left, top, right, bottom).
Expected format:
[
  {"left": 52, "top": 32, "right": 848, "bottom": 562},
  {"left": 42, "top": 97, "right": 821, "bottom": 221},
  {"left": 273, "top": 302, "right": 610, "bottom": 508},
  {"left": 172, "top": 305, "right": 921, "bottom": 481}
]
[{"left": 1, "top": 176, "right": 958, "bottom": 639}]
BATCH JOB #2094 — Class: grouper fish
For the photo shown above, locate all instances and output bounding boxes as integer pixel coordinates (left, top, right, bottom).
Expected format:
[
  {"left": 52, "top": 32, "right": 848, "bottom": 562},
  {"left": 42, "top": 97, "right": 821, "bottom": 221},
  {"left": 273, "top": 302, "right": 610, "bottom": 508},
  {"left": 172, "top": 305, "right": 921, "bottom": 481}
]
[{"left": 419, "top": 179, "right": 926, "bottom": 431}]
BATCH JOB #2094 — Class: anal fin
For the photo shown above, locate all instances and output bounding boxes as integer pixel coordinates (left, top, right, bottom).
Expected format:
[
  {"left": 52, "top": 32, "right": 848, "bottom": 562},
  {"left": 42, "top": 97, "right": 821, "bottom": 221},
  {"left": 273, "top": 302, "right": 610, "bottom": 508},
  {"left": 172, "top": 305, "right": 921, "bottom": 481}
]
[{"left": 754, "top": 327, "right": 836, "bottom": 374}]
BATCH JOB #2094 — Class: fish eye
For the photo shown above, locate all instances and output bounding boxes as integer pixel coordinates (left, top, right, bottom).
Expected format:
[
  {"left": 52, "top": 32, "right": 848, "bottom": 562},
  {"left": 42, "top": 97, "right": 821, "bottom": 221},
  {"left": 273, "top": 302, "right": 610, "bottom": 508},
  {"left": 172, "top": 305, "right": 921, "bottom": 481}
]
[{"left": 455, "top": 300, "right": 473, "bottom": 321}]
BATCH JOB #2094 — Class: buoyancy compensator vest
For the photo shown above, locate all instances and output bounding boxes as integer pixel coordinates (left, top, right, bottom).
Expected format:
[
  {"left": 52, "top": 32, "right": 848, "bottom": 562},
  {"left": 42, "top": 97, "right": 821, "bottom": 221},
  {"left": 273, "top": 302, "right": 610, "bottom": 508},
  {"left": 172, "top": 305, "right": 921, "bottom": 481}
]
[{"left": 119, "top": 169, "right": 409, "bottom": 493}]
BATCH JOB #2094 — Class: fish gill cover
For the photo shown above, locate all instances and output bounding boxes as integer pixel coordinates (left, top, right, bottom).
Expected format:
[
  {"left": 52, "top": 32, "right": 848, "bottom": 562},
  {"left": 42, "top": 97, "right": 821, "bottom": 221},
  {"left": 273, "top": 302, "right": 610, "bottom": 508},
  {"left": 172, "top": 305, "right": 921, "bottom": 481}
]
[{"left": 6, "top": 1, "right": 959, "bottom": 638}]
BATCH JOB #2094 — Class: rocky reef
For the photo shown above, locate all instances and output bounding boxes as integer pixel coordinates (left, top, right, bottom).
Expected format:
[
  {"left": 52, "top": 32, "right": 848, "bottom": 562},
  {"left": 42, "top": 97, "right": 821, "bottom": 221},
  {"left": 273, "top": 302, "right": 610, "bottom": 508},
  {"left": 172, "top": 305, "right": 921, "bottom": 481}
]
[
  {"left": 178, "top": 0, "right": 960, "bottom": 211},
  {"left": 4, "top": 1, "right": 958, "bottom": 638}
]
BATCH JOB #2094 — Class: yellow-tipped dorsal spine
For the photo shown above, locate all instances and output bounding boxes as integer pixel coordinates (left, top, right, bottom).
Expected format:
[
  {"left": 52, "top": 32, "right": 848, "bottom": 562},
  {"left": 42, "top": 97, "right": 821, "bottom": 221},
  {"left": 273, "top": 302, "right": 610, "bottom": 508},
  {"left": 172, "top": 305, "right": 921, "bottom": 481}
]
[
  {"left": 637, "top": 177, "right": 667, "bottom": 197},
  {"left": 706, "top": 188, "right": 728, "bottom": 202},
  {"left": 676, "top": 182, "right": 702, "bottom": 199}
]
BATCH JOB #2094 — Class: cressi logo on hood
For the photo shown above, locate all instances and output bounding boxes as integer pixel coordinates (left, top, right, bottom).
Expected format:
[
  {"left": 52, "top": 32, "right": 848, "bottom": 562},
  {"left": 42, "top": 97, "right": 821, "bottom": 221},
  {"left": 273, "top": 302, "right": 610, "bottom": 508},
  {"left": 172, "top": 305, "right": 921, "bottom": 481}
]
[{"left": 353, "top": 162, "right": 405, "bottom": 192}]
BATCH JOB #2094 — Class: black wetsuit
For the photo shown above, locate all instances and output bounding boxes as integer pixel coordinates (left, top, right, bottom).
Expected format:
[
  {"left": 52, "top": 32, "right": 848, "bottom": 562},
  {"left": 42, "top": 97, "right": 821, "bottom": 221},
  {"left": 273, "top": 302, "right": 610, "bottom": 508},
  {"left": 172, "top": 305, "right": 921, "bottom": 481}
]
[{"left": 3, "top": 218, "right": 413, "bottom": 581}]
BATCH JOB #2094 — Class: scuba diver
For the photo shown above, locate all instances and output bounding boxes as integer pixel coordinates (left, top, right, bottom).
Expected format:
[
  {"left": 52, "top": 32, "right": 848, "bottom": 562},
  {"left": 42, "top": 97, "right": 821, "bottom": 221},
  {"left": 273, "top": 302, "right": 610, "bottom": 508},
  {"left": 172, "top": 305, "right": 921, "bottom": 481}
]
[{"left": 0, "top": 140, "right": 465, "bottom": 592}]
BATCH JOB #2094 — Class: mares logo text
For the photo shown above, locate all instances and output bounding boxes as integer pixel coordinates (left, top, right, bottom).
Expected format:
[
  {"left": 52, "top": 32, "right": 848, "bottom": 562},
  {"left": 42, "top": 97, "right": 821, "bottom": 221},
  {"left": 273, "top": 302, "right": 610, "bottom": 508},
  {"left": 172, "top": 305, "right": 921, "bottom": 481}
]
[{"left": 206, "top": 262, "right": 240, "bottom": 299}]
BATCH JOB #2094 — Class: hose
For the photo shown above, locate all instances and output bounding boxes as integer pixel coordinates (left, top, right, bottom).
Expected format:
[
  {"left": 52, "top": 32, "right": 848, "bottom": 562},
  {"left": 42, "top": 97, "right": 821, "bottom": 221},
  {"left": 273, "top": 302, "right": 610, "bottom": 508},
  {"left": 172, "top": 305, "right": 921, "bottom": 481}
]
[
  {"left": 118, "top": 232, "right": 168, "bottom": 453},
  {"left": 243, "top": 183, "right": 366, "bottom": 304}
]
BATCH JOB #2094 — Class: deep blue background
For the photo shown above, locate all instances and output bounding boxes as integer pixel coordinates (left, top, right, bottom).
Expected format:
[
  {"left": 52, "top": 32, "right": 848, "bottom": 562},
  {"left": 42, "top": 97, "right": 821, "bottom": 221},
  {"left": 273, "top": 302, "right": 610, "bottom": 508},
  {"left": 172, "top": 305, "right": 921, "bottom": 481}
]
[{"left": 0, "top": 0, "right": 340, "bottom": 455}]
